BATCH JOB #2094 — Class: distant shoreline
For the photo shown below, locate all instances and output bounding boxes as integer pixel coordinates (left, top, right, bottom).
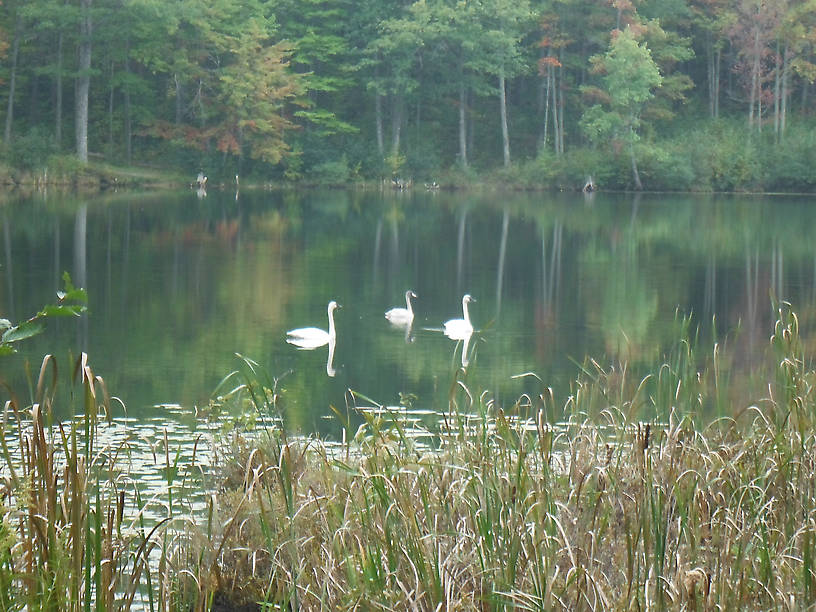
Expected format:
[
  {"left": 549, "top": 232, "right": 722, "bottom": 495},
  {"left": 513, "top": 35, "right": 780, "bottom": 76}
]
[{"left": 1, "top": 159, "right": 815, "bottom": 197}]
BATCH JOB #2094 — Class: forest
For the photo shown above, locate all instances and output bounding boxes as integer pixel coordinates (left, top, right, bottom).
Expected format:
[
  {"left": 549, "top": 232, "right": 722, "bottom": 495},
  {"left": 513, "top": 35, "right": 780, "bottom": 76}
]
[{"left": 1, "top": 0, "right": 815, "bottom": 191}]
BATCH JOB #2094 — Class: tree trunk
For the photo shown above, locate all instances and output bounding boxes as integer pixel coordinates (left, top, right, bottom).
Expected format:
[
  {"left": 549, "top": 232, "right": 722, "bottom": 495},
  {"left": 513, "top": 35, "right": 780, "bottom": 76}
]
[
  {"left": 773, "top": 39, "right": 780, "bottom": 141},
  {"left": 748, "top": 26, "right": 760, "bottom": 132},
  {"left": 76, "top": 0, "right": 93, "bottom": 163},
  {"left": 391, "top": 93, "right": 403, "bottom": 157},
  {"left": 541, "top": 67, "right": 550, "bottom": 153},
  {"left": 467, "top": 89, "right": 474, "bottom": 157},
  {"left": 714, "top": 47, "right": 720, "bottom": 118},
  {"left": 707, "top": 35, "right": 721, "bottom": 119},
  {"left": 174, "top": 73, "right": 183, "bottom": 124},
  {"left": 458, "top": 81, "right": 468, "bottom": 168},
  {"left": 558, "top": 61, "right": 565, "bottom": 154},
  {"left": 108, "top": 60, "right": 115, "bottom": 152},
  {"left": 124, "top": 39, "right": 132, "bottom": 164},
  {"left": 629, "top": 124, "right": 643, "bottom": 191},
  {"left": 499, "top": 70, "right": 510, "bottom": 167},
  {"left": 551, "top": 65, "right": 561, "bottom": 155},
  {"left": 780, "top": 45, "right": 788, "bottom": 137},
  {"left": 4, "top": 17, "right": 21, "bottom": 148},
  {"left": 375, "top": 92, "right": 384, "bottom": 156},
  {"left": 56, "top": 11, "right": 65, "bottom": 148}
]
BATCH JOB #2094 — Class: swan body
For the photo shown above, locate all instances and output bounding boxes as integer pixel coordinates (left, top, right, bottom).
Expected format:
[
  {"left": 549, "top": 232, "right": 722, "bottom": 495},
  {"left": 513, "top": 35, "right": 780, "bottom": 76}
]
[
  {"left": 444, "top": 294, "right": 475, "bottom": 339},
  {"left": 385, "top": 290, "right": 417, "bottom": 325},
  {"left": 287, "top": 301, "right": 340, "bottom": 349}
]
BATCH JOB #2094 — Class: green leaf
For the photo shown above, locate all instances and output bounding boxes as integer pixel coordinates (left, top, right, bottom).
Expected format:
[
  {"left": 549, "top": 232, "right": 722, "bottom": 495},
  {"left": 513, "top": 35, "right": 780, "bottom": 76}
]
[
  {"left": 61, "top": 287, "right": 89, "bottom": 303},
  {"left": 0, "top": 345, "right": 16, "bottom": 356},
  {"left": 2, "top": 321, "right": 45, "bottom": 344},
  {"left": 62, "top": 271, "right": 76, "bottom": 293},
  {"left": 38, "top": 304, "right": 86, "bottom": 318}
]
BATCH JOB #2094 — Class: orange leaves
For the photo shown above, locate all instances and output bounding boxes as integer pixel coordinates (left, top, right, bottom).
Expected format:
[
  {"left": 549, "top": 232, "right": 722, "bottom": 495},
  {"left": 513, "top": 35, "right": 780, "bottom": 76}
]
[{"left": 538, "top": 55, "right": 562, "bottom": 76}]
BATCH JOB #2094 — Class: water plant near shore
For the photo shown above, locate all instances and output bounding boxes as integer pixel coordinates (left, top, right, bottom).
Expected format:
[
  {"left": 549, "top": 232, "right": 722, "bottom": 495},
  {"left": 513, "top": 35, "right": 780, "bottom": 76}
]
[
  {"left": 3, "top": 302, "right": 816, "bottom": 609},
  {"left": 180, "top": 302, "right": 816, "bottom": 610}
]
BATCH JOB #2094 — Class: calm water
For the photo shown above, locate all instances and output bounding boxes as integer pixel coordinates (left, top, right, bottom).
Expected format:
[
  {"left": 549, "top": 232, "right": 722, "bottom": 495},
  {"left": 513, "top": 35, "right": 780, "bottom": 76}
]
[{"left": 2, "top": 188, "right": 816, "bottom": 434}]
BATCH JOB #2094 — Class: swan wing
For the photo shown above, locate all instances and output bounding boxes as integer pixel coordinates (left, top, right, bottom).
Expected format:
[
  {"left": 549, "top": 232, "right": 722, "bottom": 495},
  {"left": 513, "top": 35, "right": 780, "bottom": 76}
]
[
  {"left": 444, "top": 319, "right": 472, "bottom": 339},
  {"left": 287, "top": 326, "right": 325, "bottom": 339},
  {"left": 385, "top": 307, "right": 413, "bottom": 324},
  {"left": 286, "top": 327, "right": 330, "bottom": 349}
]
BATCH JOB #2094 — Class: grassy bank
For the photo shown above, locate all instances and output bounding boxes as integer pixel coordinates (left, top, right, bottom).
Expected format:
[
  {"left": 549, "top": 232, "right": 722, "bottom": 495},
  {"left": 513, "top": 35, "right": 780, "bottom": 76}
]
[
  {"left": 0, "top": 155, "right": 186, "bottom": 191},
  {"left": 4, "top": 117, "right": 816, "bottom": 195},
  {"left": 2, "top": 304, "right": 816, "bottom": 610}
]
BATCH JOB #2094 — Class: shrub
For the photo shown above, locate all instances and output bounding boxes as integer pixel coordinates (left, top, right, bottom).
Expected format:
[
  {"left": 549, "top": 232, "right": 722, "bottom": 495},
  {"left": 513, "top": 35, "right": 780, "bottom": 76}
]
[
  {"left": 685, "top": 121, "right": 762, "bottom": 191},
  {"left": 6, "top": 126, "right": 55, "bottom": 171},
  {"left": 307, "top": 156, "right": 352, "bottom": 185},
  {"left": 761, "top": 127, "right": 816, "bottom": 192},
  {"left": 636, "top": 142, "right": 697, "bottom": 191}
]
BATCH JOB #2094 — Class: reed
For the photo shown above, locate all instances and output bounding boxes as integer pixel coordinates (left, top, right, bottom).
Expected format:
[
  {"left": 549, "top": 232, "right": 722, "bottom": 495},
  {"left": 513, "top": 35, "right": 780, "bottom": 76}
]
[
  {"left": 0, "top": 353, "right": 167, "bottom": 611},
  {"left": 184, "top": 302, "right": 816, "bottom": 610},
  {"left": 4, "top": 303, "right": 816, "bottom": 610}
]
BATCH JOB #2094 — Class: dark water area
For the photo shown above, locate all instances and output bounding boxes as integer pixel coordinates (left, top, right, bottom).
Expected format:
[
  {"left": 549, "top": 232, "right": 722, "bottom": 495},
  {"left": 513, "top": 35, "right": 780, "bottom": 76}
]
[{"left": 2, "top": 188, "right": 816, "bottom": 435}]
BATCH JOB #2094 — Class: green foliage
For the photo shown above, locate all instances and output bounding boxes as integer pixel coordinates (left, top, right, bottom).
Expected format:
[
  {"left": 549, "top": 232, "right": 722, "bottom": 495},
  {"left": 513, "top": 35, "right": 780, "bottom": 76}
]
[
  {"left": 636, "top": 142, "right": 698, "bottom": 191},
  {"left": 0, "top": 273, "right": 87, "bottom": 357},
  {"left": 2, "top": 0, "right": 816, "bottom": 188},
  {"left": 686, "top": 121, "right": 762, "bottom": 192},
  {"left": 761, "top": 128, "right": 816, "bottom": 192},
  {"left": 307, "top": 156, "right": 352, "bottom": 185},
  {"left": 582, "top": 28, "right": 663, "bottom": 146},
  {"left": 6, "top": 126, "right": 55, "bottom": 171}
]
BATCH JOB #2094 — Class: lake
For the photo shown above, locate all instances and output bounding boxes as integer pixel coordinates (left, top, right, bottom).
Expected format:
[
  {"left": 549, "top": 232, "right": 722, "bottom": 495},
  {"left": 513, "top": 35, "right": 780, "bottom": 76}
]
[{"left": 3, "top": 187, "right": 816, "bottom": 434}]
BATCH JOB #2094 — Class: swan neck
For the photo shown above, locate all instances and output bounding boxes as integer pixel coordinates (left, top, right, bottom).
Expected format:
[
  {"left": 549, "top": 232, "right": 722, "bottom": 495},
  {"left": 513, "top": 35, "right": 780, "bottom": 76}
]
[
  {"left": 462, "top": 298, "right": 471, "bottom": 324},
  {"left": 406, "top": 292, "right": 414, "bottom": 314},
  {"left": 328, "top": 306, "right": 336, "bottom": 337}
]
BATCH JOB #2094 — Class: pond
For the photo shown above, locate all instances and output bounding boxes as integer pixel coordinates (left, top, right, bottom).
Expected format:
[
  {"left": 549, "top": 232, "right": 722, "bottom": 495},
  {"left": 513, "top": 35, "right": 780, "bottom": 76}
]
[{"left": 3, "top": 187, "right": 816, "bottom": 434}]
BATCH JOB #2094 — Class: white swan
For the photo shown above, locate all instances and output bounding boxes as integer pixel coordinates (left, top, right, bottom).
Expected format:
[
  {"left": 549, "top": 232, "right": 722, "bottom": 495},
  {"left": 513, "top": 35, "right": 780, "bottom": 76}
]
[
  {"left": 385, "top": 290, "right": 417, "bottom": 325},
  {"left": 286, "top": 300, "right": 340, "bottom": 349},
  {"left": 444, "top": 294, "right": 475, "bottom": 339}
]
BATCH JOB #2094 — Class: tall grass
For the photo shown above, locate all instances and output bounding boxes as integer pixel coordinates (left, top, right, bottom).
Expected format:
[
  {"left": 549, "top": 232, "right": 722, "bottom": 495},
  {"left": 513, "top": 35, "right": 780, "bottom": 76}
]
[
  {"left": 188, "top": 303, "right": 816, "bottom": 610},
  {"left": 4, "top": 303, "right": 816, "bottom": 610},
  {"left": 0, "top": 353, "right": 167, "bottom": 611}
]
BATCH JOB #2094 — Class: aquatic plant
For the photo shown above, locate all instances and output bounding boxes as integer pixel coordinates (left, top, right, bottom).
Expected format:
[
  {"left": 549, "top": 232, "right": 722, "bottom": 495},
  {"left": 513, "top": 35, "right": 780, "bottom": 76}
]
[
  {"left": 3, "top": 302, "right": 816, "bottom": 610},
  {"left": 183, "top": 301, "right": 816, "bottom": 610}
]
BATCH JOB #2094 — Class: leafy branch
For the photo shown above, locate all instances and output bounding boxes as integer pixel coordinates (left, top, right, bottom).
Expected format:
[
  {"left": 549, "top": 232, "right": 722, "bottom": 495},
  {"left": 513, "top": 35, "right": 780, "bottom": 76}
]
[{"left": 0, "top": 272, "right": 87, "bottom": 357}]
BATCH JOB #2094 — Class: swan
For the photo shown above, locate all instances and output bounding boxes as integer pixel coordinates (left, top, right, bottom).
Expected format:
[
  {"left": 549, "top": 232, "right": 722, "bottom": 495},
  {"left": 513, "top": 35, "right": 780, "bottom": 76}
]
[
  {"left": 385, "top": 290, "right": 417, "bottom": 325},
  {"left": 444, "top": 294, "right": 475, "bottom": 339},
  {"left": 286, "top": 300, "right": 340, "bottom": 349}
]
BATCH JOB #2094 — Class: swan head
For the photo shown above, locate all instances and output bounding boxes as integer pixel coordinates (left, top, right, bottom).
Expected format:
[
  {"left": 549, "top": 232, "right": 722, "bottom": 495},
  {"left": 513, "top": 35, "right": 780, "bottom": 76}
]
[
  {"left": 406, "top": 290, "right": 418, "bottom": 300},
  {"left": 328, "top": 300, "right": 341, "bottom": 312},
  {"left": 463, "top": 294, "right": 475, "bottom": 305}
]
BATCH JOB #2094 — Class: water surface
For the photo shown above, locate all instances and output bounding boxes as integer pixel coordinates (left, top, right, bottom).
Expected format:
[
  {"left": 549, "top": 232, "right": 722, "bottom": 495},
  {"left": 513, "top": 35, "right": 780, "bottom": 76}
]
[{"left": 3, "top": 188, "right": 816, "bottom": 433}]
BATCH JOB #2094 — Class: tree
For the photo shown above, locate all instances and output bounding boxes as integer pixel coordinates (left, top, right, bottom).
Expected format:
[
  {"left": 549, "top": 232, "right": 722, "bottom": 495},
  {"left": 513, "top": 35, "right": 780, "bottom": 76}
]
[
  {"left": 217, "top": 27, "right": 304, "bottom": 164},
  {"left": 728, "top": 0, "right": 785, "bottom": 132},
  {"left": 478, "top": 0, "right": 534, "bottom": 167},
  {"left": 581, "top": 27, "right": 663, "bottom": 190},
  {"left": 75, "top": 0, "right": 92, "bottom": 162},
  {"left": 142, "top": 0, "right": 305, "bottom": 168},
  {"left": 365, "top": 4, "right": 423, "bottom": 167},
  {"left": 688, "top": 0, "right": 732, "bottom": 118},
  {"left": 273, "top": 0, "right": 358, "bottom": 139}
]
